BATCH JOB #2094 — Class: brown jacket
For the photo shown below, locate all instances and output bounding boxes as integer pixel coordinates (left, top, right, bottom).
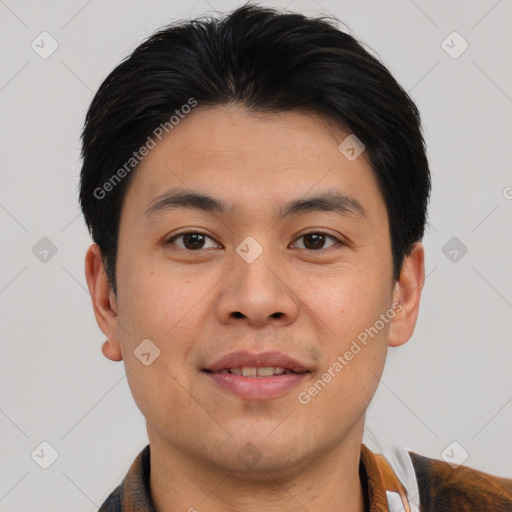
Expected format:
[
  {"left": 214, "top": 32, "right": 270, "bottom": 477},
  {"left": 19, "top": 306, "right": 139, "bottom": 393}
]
[{"left": 98, "top": 443, "right": 512, "bottom": 511}]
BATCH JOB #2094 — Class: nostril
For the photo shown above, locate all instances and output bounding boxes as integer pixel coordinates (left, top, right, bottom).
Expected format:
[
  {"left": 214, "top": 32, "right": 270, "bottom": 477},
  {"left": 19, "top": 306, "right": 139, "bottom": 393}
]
[{"left": 230, "top": 312, "right": 283, "bottom": 319}]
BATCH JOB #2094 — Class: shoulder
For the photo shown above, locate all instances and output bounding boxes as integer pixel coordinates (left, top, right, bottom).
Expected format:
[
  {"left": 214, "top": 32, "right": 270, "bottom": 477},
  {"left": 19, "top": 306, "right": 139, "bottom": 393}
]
[{"left": 409, "top": 450, "right": 512, "bottom": 512}]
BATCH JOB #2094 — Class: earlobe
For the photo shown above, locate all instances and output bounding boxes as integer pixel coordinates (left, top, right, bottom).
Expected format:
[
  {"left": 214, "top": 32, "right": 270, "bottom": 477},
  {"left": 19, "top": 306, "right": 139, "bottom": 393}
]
[
  {"left": 101, "top": 340, "right": 123, "bottom": 361},
  {"left": 388, "top": 242, "right": 425, "bottom": 348},
  {"left": 84, "top": 243, "right": 123, "bottom": 361}
]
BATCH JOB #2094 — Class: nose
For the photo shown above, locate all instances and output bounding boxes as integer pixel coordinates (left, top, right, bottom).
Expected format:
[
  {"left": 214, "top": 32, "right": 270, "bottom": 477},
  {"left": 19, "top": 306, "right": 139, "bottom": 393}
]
[{"left": 214, "top": 247, "right": 299, "bottom": 328}]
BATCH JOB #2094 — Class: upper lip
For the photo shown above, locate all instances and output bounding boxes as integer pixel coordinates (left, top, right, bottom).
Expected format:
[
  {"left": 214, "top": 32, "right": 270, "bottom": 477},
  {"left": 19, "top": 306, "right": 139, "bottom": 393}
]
[{"left": 204, "top": 351, "right": 310, "bottom": 373}]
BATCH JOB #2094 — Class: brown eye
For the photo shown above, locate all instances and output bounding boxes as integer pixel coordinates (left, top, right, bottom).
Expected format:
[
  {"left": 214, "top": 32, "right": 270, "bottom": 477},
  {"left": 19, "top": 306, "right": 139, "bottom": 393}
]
[
  {"left": 293, "top": 232, "right": 340, "bottom": 250},
  {"left": 167, "top": 232, "right": 218, "bottom": 250}
]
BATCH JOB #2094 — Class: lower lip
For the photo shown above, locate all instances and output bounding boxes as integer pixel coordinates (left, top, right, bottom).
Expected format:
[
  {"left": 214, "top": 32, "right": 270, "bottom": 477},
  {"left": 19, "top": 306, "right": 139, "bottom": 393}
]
[{"left": 204, "top": 371, "right": 309, "bottom": 400}]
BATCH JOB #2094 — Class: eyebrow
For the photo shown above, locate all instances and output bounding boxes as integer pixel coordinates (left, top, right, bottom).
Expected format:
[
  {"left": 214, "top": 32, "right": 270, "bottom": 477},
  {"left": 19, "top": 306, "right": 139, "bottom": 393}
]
[{"left": 144, "top": 187, "right": 367, "bottom": 221}]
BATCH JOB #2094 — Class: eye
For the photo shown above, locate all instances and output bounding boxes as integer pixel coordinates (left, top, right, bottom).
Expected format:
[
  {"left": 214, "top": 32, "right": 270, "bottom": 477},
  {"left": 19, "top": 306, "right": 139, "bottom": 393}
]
[
  {"left": 292, "top": 231, "right": 341, "bottom": 251},
  {"left": 166, "top": 230, "right": 342, "bottom": 252},
  {"left": 166, "top": 231, "right": 220, "bottom": 251}
]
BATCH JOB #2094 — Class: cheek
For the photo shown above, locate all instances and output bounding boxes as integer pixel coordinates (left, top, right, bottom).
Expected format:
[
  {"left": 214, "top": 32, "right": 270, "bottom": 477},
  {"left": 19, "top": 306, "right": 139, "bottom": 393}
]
[
  {"left": 115, "top": 261, "right": 203, "bottom": 399},
  {"left": 302, "top": 265, "right": 390, "bottom": 338},
  {"left": 298, "top": 263, "right": 391, "bottom": 398},
  {"left": 116, "top": 252, "right": 206, "bottom": 337},
  {"left": 117, "top": 267, "right": 204, "bottom": 432},
  {"left": 296, "top": 275, "right": 390, "bottom": 429},
  {"left": 125, "top": 358, "right": 204, "bottom": 442}
]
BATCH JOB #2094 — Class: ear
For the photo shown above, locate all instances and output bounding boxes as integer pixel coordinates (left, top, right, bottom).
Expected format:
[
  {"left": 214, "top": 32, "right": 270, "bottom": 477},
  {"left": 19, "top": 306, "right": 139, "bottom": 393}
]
[
  {"left": 84, "top": 243, "right": 123, "bottom": 361},
  {"left": 388, "top": 242, "right": 425, "bottom": 348}
]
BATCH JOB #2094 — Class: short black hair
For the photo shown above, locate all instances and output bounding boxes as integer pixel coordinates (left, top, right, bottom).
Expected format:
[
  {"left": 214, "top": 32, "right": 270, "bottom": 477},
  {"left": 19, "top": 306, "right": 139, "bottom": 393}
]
[{"left": 80, "top": 3, "right": 430, "bottom": 296}]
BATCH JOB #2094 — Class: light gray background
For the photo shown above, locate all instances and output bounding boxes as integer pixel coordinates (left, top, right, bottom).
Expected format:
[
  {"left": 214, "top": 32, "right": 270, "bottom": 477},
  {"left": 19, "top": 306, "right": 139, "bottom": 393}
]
[{"left": 1, "top": 0, "right": 511, "bottom": 510}]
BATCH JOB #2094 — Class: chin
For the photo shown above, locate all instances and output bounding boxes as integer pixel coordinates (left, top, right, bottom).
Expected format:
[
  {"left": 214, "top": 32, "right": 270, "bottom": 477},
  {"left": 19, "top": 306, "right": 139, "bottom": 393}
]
[{"left": 203, "top": 432, "right": 317, "bottom": 481}]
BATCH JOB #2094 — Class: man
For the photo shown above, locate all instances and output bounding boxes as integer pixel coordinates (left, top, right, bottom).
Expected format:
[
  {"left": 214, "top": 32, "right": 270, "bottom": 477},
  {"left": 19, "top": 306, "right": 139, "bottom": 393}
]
[{"left": 80, "top": 4, "right": 512, "bottom": 511}]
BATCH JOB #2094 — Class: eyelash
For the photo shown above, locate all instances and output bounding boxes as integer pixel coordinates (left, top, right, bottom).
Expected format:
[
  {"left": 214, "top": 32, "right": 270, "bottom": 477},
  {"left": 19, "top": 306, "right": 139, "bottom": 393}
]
[{"left": 165, "top": 230, "right": 343, "bottom": 251}]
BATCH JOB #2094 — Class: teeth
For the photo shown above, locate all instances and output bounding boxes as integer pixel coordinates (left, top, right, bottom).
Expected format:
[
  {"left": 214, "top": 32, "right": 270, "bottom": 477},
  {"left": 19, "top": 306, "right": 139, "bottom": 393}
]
[
  {"left": 226, "top": 366, "right": 286, "bottom": 377},
  {"left": 257, "top": 366, "right": 284, "bottom": 376},
  {"left": 242, "top": 367, "right": 257, "bottom": 377}
]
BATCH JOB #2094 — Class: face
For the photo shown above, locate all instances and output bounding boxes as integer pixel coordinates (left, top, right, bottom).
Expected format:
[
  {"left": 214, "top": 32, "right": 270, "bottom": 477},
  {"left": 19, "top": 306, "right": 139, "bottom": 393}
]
[{"left": 87, "top": 104, "right": 423, "bottom": 479}]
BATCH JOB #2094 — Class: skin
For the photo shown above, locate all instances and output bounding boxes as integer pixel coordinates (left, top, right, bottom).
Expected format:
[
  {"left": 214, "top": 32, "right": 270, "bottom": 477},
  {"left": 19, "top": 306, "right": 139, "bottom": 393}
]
[{"left": 85, "top": 104, "right": 424, "bottom": 512}]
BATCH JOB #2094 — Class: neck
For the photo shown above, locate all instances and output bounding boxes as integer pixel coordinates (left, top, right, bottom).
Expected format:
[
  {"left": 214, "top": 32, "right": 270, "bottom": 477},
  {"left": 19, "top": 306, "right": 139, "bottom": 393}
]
[{"left": 148, "top": 424, "right": 367, "bottom": 512}]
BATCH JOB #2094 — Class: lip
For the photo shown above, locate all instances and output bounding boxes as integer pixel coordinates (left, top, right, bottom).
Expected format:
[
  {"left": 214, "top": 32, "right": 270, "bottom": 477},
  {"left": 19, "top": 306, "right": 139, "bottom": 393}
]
[
  {"left": 204, "top": 350, "right": 309, "bottom": 373},
  {"left": 205, "top": 372, "right": 308, "bottom": 400},
  {"left": 203, "top": 351, "right": 311, "bottom": 400}
]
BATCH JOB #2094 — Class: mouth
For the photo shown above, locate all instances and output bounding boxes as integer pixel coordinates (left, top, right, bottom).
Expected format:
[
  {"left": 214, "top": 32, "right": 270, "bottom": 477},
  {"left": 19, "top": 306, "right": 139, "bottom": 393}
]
[
  {"left": 206, "top": 366, "right": 304, "bottom": 377},
  {"left": 202, "top": 351, "right": 311, "bottom": 400}
]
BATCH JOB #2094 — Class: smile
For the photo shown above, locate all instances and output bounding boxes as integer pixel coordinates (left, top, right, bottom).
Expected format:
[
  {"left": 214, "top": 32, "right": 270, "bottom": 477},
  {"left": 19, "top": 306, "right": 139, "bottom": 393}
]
[{"left": 215, "top": 366, "right": 301, "bottom": 377}]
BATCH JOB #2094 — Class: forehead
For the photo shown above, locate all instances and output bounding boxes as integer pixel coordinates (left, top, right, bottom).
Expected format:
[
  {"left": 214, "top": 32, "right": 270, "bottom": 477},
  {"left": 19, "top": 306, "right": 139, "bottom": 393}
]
[{"left": 121, "top": 104, "right": 385, "bottom": 223}]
